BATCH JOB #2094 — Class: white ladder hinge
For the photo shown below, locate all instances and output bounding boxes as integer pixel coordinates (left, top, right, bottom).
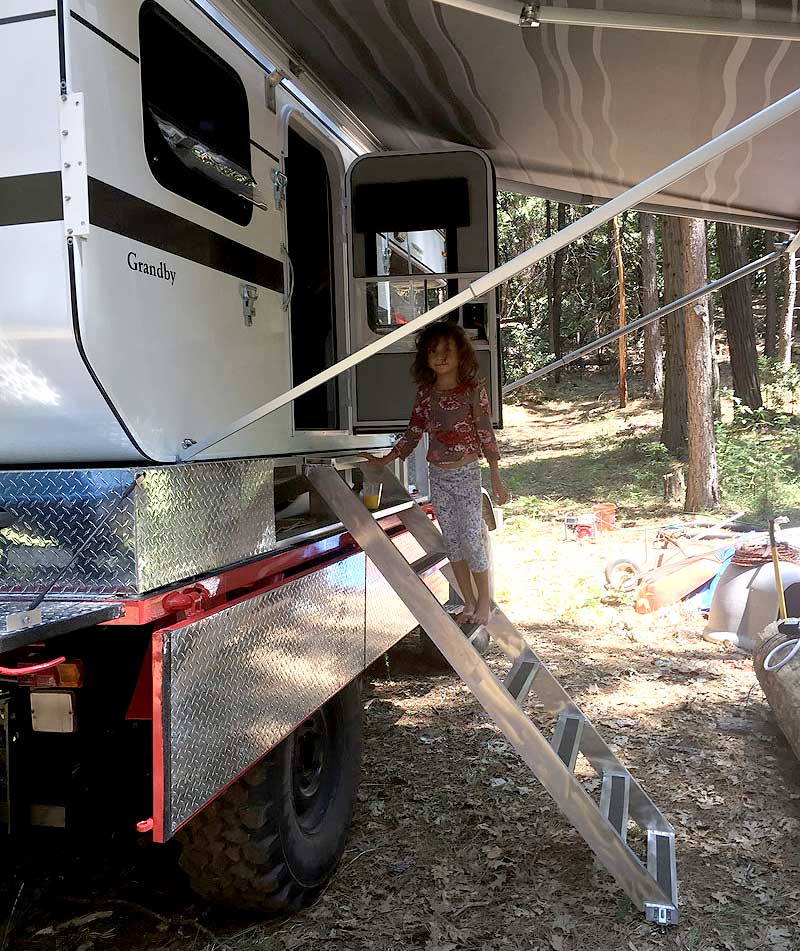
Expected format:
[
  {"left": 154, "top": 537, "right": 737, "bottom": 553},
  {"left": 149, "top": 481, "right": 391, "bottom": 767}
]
[{"left": 59, "top": 93, "right": 89, "bottom": 239}]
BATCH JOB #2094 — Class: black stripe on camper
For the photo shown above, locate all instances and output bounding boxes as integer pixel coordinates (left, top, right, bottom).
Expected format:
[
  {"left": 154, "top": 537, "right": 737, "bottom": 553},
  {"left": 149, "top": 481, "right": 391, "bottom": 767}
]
[
  {"left": 56, "top": 0, "right": 66, "bottom": 87},
  {"left": 0, "top": 173, "right": 62, "bottom": 226},
  {"left": 0, "top": 10, "right": 56, "bottom": 27},
  {"left": 70, "top": 11, "right": 140, "bottom": 63},
  {"left": 88, "top": 178, "right": 285, "bottom": 293},
  {"left": 250, "top": 139, "right": 280, "bottom": 163}
]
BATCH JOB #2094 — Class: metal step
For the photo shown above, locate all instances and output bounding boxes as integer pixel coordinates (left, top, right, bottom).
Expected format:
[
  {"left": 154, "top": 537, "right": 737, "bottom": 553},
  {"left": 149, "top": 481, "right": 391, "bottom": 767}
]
[
  {"left": 551, "top": 713, "right": 584, "bottom": 772},
  {"left": 646, "top": 831, "right": 678, "bottom": 924},
  {"left": 305, "top": 461, "right": 679, "bottom": 926},
  {"left": 600, "top": 772, "right": 630, "bottom": 841},
  {"left": 410, "top": 551, "right": 447, "bottom": 576},
  {"left": 503, "top": 649, "right": 540, "bottom": 705}
]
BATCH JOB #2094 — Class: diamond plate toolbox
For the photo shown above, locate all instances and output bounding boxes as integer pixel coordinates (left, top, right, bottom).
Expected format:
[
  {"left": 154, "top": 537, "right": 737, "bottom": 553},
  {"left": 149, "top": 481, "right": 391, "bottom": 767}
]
[
  {"left": 0, "top": 461, "right": 275, "bottom": 597},
  {"left": 155, "top": 553, "right": 366, "bottom": 837}
]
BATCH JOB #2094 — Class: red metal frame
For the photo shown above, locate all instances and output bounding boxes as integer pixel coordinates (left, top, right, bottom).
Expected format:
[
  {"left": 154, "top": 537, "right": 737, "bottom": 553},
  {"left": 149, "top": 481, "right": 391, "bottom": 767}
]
[{"left": 107, "top": 511, "right": 428, "bottom": 630}]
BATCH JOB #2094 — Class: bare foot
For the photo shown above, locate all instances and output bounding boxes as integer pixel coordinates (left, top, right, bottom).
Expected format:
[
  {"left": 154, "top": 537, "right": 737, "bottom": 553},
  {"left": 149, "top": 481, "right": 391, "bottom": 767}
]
[
  {"left": 455, "top": 604, "right": 475, "bottom": 624},
  {"left": 471, "top": 600, "right": 491, "bottom": 627}
]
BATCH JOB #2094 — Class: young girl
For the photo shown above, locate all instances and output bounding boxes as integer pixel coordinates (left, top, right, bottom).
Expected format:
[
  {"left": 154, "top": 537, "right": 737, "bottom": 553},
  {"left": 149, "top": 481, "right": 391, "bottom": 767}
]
[{"left": 364, "top": 323, "right": 508, "bottom": 627}]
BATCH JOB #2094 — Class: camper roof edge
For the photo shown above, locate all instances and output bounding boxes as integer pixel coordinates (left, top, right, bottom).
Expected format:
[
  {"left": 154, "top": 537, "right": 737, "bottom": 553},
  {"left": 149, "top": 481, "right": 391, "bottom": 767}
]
[{"left": 196, "top": 0, "right": 381, "bottom": 155}]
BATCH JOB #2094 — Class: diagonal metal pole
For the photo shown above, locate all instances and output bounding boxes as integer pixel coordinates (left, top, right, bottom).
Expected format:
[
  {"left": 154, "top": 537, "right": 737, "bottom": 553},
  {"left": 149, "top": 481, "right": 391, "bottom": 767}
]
[
  {"left": 179, "top": 86, "right": 800, "bottom": 461},
  {"left": 503, "top": 247, "right": 788, "bottom": 395}
]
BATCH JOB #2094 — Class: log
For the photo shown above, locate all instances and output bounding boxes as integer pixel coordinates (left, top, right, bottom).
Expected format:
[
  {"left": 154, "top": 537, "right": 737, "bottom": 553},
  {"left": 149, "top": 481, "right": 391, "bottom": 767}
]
[{"left": 752, "top": 619, "right": 800, "bottom": 761}]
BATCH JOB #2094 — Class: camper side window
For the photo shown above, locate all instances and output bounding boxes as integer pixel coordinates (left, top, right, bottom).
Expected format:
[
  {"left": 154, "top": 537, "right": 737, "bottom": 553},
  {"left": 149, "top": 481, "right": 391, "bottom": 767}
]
[{"left": 139, "top": 1, "right": 253, "bottom": 226}]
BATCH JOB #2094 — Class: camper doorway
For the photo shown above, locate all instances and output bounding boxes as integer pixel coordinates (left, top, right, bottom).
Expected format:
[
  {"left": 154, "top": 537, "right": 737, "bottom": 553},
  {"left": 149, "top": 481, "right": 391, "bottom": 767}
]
[{"left": 285, "top": 122, "right": 345, "bottom": 432}]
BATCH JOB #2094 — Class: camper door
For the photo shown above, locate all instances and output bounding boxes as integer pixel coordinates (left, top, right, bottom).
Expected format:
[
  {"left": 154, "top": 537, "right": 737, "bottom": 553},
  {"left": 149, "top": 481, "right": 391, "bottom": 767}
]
[{"left": 346, "top": 149, "right": 500, "bottom": 431}]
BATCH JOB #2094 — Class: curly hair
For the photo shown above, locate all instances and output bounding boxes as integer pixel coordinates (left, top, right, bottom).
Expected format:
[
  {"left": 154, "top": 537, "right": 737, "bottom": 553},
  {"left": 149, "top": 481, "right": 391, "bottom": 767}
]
[{"left": 411, "top": 322, "right": 480, "bottom": 387}]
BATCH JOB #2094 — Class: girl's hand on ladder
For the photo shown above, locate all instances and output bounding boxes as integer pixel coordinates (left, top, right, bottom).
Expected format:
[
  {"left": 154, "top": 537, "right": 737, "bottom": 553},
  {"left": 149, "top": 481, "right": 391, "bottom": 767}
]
[{"left": 361, "top": 451, "right": 395, "bottom": 466}]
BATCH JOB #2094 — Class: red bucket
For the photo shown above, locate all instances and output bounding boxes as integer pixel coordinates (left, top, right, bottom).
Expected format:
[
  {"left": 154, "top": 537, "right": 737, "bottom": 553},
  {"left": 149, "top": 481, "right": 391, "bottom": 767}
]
[{"left": 592, "top": 503, "right": 617, "bottom": 532}]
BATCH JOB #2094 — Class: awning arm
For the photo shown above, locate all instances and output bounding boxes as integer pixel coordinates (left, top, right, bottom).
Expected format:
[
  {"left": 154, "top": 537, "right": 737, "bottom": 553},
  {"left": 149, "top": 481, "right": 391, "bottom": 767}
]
[
  {"left": 502, "top": 244, "right": 792, "bottom": 396},
  {"left": 434, "top": 1, "right": 800, "bottom": 42},
  {"left": 178, "top": 85, "right": 800, "bottom": 462}
]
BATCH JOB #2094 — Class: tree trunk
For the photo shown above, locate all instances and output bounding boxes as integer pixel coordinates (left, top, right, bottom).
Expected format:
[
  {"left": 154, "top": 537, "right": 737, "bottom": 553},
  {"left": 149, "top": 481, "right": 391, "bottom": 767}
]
[
  {"left": 778, "top": 249, "right": 796, "bottom": 364},
  {"left": 550, "top": 203, "right": 566, "bottom": 382},
  {"left": 765, "top": 259, "right": 778, "bottom": 357},
  {"left": 682, "top": 218, "right": 720, "bottom": 511},
  {"left": 717, "top": 223, "right": 762, "bottom": 409},
  {"left": 611, "top": 216, "right": 628, "bottom": 407},
  {"left": 660, "top": 216, "right": 688, "bottom": 454},
  {"left": 639, "top": 212, "right": 663, "bottom": 398}
]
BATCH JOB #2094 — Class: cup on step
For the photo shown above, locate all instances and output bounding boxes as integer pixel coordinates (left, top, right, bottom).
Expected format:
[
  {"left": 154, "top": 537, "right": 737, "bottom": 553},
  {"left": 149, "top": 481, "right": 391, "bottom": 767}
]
[{"left": 363, "top": 481, "right": 383, "bottom": 511}]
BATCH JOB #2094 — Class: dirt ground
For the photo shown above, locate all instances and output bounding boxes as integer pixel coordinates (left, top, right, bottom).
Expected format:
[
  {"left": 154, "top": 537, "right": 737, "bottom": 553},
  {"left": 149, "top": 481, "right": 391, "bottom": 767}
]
[{"left": 4, "top": 386, "right": 800, "bottom": 951}]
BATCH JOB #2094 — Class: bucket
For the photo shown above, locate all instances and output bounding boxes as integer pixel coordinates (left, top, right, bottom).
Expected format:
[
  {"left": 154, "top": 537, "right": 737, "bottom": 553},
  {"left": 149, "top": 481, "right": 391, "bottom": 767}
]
[{"left": 592, "top": 503, "right": 617, "bottom": 532}]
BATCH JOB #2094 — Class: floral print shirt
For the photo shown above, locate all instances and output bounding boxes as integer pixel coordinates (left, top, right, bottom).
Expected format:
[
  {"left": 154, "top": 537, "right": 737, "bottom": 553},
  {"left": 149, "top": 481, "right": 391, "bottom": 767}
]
[{"left": 393, "top": 381, "right": 500, "bottom": 465}]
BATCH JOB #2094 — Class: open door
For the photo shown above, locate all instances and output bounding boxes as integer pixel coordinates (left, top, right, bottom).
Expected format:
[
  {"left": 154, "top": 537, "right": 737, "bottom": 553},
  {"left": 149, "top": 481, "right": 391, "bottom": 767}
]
[{"left": 347, "top": 148, "right": 500, "bottom": 432}]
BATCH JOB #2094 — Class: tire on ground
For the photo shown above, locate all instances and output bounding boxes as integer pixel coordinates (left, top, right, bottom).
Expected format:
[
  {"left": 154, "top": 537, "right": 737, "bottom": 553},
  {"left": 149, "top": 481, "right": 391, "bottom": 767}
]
[
  {"left": 604, "top": 557, "right": 642, "bottom": 591},
  {"left": 178, "top": 679, "right": 362, "bottom": 912}
]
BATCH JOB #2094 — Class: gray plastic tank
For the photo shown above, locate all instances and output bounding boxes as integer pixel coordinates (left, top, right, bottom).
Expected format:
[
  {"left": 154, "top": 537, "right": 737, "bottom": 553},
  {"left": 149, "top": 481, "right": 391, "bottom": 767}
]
[{"left": 704, "top": 558, "right": 800, "bottom": 652}]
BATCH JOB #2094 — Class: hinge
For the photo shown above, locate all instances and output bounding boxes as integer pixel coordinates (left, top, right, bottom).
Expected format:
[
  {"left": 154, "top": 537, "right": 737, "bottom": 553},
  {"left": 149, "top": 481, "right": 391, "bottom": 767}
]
[
  {"left": 59, "top": 93, "right": 89, "bottom": 238},
  {"left": 272, "top": 168, "right": 288, "bottom": 209},
  {"left": 265, "top": 68, "right": 286, "bottom": 113}
]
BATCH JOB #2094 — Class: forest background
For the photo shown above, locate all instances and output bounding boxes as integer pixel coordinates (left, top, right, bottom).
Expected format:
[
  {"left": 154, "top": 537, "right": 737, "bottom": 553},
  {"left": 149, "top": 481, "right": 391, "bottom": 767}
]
[{"left": 497, "top": 196, "right": 800, "bottom": 522}]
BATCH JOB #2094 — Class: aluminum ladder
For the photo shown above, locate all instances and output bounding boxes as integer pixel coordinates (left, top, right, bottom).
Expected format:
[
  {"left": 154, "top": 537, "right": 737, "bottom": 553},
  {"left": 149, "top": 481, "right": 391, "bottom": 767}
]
[{"left": 305, "top": 461, "right": 678, "bottom": 926}]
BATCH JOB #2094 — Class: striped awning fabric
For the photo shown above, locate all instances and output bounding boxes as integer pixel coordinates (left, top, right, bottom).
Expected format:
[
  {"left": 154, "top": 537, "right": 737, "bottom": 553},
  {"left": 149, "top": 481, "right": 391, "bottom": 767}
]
[{"left": 252, "top": 0, "right": 800, "bottom": 230}]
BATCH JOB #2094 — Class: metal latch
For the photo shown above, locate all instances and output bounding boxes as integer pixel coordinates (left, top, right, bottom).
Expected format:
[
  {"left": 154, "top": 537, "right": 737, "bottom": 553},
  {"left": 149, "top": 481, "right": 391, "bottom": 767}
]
[
  {"left": 272, "top": 169, "right": 288, "bottom": 209},
  {"left": 520, "top": 2, "right": 540, "bottom": 27},
  {"left": 240, "top": 284, "right": 258, "bottom": 326}
]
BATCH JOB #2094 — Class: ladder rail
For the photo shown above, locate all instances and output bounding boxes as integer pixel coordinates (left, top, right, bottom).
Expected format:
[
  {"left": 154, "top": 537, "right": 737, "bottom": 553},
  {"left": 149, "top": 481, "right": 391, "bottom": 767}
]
[
  {"left": 306, "top": 464, "right": 676, "bottom": 917},
  {"left": 488, "top": 608, "right": 674, "bottom": 835},
  {"left": 380, "top": 464, "right": 674, "bottom": 833}
]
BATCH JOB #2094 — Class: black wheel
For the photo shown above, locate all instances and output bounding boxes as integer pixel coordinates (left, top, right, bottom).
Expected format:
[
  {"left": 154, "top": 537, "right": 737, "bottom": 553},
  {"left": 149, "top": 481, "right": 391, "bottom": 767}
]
[
  {"left": 604, "top": 557, "right": 642, "bottom": 592},
  {"left": 178, "top": 679, "right": 362, "bottom": 912}
]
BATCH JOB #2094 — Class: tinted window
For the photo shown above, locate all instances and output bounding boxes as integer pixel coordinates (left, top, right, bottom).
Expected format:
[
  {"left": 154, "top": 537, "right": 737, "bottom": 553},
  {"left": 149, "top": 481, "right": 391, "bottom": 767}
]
[{"left": 139, "top": 1, "right": 252, "bottom": 225}]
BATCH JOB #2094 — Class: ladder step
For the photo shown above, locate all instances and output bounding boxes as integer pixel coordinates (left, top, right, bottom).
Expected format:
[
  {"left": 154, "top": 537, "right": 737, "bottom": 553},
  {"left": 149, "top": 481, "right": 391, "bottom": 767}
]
[
  {"left": 600, "top": 772, "right": 630, "bottom": 841},
  {"left": 503, "top": 650, "right": 540, "bottom": 705},
  {"left": 551, "top": 714, "right": 584, "bottom": 772},
  {"left": 410, "top": 551, "right": 448, "bottom": 576},
  {"left": 647, "top": 831, "right": 677, "bottom": 911}
]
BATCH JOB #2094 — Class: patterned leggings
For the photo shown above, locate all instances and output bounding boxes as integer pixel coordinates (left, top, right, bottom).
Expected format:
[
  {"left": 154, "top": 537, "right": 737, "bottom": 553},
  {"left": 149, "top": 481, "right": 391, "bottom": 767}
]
[{"left": 429, "top": 461, "right": 488, "bottom": 573}]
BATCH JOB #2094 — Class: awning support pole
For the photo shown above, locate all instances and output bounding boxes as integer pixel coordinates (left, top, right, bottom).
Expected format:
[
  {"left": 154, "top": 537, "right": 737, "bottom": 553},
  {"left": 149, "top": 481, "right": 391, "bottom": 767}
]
[
  {"left": 433, "top": 1, "right": 800, "bottom": 42},
  {"left": 179, "top": 85, "right": 800, "bottom": 461},
  {"left": 503, "top": 247, "right": 786, "bottom": 396}
]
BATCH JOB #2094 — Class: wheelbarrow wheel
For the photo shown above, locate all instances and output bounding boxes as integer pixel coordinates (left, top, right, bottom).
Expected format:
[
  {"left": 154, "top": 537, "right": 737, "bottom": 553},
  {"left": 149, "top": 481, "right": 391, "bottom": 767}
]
[{"left": 605, "top": 557, "right": 642, "bottom": 592}]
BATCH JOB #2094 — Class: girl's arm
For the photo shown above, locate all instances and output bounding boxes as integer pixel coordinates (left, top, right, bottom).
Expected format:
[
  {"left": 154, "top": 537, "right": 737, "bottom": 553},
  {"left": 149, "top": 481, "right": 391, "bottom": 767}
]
[
  {"left": 474, "top": 384, "right": 509, "bottom": 505},
  {"left": 363, "top": 389, "right": 429, "bottom": 466}
]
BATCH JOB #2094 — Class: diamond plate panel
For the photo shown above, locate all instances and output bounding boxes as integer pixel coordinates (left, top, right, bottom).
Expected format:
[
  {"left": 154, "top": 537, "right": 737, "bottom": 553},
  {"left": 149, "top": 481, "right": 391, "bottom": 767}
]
[
  {"left": 161, "top": 554, "right": 366, "bottom": 835},
  {"left": 134, "top": 461, "right": 275, "bottom": 592},
  {"left": 0, "top": 469, "right": 137, "bottom": 597},
  {"left": 365, "top": 532, "right": 448, "bottom": 666},
  {"left": 0, "top": 461, "right": 275, "bottom": 596},
  {"left": 0, "top": 599, "right": 124, "bottom": 652}
]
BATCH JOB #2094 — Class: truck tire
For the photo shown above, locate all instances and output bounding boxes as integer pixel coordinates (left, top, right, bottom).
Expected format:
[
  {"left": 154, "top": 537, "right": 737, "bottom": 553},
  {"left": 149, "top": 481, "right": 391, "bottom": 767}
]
[{"left": 178, "top": 679, "right": 362, "bottom": 912}]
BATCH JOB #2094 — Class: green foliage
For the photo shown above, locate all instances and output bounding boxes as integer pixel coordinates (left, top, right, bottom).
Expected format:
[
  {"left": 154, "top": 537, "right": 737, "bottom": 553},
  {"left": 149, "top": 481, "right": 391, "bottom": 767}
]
[
  {"left": 715, "top": 367, "right": 800, "bottom": 520},
  {"left": 759, "top": 356, "right": 800, "bottom": 411},
  {"left": 501, "top": 324, "right": 553, "bottom": 384}
]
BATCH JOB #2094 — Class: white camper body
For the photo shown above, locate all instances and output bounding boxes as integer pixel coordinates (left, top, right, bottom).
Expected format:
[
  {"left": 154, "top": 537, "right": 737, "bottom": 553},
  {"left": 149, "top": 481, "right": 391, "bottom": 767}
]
[{"left": 1, "top": 0, "right": 502, "bottom": 465}]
